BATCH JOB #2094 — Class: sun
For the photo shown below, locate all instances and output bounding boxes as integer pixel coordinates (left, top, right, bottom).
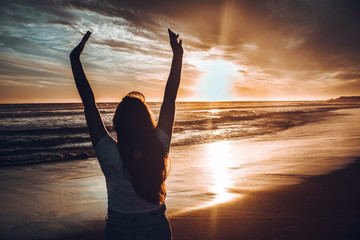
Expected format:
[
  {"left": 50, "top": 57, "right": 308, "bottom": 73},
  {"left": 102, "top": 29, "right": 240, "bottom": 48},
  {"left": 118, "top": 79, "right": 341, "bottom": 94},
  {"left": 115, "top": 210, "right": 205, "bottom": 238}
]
[{"left": 195, "top": 58, "right": 238, "bottom": 101}]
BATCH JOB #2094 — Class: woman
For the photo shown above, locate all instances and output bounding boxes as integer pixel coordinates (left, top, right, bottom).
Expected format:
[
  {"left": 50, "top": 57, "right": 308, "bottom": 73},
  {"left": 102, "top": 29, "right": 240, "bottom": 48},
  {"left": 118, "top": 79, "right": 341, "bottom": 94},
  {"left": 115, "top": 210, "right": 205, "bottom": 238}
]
[{"left": 70, "top": 29, "right": 183, "bottom": 240}]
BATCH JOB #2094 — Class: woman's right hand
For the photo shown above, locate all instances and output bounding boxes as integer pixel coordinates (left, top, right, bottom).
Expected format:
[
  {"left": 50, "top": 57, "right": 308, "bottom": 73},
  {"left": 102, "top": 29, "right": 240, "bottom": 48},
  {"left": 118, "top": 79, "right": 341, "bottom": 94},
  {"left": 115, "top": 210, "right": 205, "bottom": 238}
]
[
  {"left": 168, "top": 29, "right": 183, "bottom": 56},
  {"left": 70, "top": 31, "right": 92, "bottom": 60}
]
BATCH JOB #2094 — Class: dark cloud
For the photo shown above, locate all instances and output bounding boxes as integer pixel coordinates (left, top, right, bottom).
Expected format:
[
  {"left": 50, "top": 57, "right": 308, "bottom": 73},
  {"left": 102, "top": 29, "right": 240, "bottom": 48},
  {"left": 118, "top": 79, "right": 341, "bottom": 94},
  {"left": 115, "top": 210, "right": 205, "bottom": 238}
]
[
  {"left": 0, "top": 52, "right": 68, "bottom": 83},
  {"left": 335, "top": 73, "right": 360, "bottom": 81},
  {"left": 92, "top": 39, "right": 151, "bottom": 55},
  {"left": 0, "top": 60, "right": 60, "bottom": 79},
  {"left": 47, "top": 20, "right": 74, "bottom": 27},
  {"left": 24, "top": 0, "right": 360, "bottom": 70},
  {"left": 0, "top": 35, "right": 46, "bottom": 56},
  {"left": 322, "top": 80, "right": 360, "bottom": 96},
  {"left": 5, "top": 0, "right": 360, "bottom": 60}
]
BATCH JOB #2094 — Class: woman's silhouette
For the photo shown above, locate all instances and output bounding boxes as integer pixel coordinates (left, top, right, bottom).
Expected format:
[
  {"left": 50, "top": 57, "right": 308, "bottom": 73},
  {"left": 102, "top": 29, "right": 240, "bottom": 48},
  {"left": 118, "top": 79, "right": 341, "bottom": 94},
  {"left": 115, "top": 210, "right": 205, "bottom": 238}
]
[{"left": 70, "top": 29, "right": 183, "bottom": 240}]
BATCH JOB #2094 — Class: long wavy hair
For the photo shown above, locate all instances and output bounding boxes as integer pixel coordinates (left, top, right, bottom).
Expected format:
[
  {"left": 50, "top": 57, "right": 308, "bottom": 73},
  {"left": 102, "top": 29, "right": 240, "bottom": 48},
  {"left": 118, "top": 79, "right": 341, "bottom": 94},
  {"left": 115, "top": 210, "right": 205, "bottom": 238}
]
[{"left": 113, "top": 91, "right": 168, "bottom": 205}]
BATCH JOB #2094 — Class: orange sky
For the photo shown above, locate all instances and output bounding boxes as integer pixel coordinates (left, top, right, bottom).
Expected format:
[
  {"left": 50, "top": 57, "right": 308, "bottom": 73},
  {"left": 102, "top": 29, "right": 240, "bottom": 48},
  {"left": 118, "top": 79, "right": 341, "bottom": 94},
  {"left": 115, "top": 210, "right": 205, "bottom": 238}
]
[{"left": 0, "top": 0, "right": 359, "bottom": 103}]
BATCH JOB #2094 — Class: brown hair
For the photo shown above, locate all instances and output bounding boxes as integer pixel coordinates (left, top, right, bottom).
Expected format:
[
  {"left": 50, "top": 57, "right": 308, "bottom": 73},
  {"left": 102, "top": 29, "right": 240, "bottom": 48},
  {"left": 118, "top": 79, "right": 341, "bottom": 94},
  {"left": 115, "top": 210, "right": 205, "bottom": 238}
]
[{"left": 113, "top": 91, "right": 168, "bottom": 204}]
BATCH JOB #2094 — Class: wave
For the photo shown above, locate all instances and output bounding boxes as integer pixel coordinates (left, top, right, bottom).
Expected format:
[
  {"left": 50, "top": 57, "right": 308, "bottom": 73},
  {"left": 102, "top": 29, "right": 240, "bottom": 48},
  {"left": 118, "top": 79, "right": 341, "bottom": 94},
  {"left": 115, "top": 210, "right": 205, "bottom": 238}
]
[
  {"left": 1, "top": 102, "right": 359, "bottom": 167},
  {"left": 0, "top": 103, "right": 117, "bottom": 119},
  {"left": 0, "top": 150, "right": 94, "bottom": 167},
  {"left": 0, "top": 127, "right": 90, "bottom": 135}
]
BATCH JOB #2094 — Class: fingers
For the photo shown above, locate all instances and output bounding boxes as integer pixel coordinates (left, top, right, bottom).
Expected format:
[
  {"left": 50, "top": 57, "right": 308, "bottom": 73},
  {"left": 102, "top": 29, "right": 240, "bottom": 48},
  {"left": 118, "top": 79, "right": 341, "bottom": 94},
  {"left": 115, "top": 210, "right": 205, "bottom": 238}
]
[
  {"left": 168, "top": 28, "right": 181, "bottom": 49},
  {"left": 80, "top": 31, "right": 92, "bottom": 46},
  {"left": 84, "top": 31, "right": 92, "bottom": 40},
  {"left": 168, "top": 29, "right": 175, "bottom": 40},
  {"left": 168, "top": 28, "right": 183, "bottom": 55},
  {"left": 70, "top": 31, "right": 92, "bottom": 59},
  {"left": 168, "top": 29, "right": 179, "bottom": 39}
]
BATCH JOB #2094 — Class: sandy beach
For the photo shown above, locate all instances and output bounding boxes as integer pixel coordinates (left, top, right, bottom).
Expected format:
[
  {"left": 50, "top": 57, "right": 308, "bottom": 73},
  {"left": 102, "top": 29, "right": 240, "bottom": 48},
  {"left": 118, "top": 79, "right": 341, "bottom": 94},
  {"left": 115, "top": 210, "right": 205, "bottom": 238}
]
[
  {"left": 49, "top": 158, "right": 360, "bottom": 240},
  {"left": 170, "top": 159, "right": 360, "bottom": 240}
]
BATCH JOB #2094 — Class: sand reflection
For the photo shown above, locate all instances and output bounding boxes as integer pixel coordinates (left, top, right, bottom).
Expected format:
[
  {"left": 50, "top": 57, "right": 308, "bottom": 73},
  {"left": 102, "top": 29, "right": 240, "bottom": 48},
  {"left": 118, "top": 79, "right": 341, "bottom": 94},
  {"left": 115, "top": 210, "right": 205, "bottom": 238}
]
[{"left": 205, "top": 141, "right": 236, "bottom": 205}]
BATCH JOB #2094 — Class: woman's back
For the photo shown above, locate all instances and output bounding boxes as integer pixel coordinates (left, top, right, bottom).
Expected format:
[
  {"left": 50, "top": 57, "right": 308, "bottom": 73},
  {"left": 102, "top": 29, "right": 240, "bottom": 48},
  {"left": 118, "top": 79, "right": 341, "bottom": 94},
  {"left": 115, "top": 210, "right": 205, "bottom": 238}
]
[
  {"left": 70, "top": 29, "right": 183, "bottom": 239},
  {"left": 113, "top": 93, "right": 169, "bottom": 205},
  {"left": 95, "top": 127, "right": 170, "bottom": 213}
]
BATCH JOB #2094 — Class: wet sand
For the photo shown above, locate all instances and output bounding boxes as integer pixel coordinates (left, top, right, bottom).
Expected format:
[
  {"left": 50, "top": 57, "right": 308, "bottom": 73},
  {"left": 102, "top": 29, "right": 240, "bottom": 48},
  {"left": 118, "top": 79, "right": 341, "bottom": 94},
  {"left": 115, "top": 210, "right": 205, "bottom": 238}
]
[
  {"left": 170, "top": 158, "right": 360, "bottom": 240},
  {"left": 50, "top": 158, "right": 360, "bottom": 240}
]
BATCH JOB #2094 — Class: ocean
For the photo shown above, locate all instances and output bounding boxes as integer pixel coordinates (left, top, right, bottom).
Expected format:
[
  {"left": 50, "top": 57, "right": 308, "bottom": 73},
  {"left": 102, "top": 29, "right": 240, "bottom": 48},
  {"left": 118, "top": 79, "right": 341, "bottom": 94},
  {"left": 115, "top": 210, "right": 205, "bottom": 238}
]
[
  {"left": 1, "top": 101, "right": 358, "bottom": 166},
  {"left": 1, "top": 101, "right": 360, "bottom": 239}
]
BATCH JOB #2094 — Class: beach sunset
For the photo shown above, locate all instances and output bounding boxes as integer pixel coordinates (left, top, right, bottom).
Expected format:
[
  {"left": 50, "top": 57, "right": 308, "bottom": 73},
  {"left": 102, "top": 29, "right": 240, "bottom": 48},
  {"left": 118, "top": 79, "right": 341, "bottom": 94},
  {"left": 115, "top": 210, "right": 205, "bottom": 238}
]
[{"left": 1, "top": 1, "right": 360, "bottom": 240}]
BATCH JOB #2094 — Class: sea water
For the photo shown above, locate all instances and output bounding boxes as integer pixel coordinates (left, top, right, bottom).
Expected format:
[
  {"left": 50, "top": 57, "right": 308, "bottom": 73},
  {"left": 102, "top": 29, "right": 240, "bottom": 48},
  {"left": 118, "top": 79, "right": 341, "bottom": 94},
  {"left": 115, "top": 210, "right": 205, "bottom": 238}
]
[{"left": 1, "top": 101, "right": 357, "bottom": 166}]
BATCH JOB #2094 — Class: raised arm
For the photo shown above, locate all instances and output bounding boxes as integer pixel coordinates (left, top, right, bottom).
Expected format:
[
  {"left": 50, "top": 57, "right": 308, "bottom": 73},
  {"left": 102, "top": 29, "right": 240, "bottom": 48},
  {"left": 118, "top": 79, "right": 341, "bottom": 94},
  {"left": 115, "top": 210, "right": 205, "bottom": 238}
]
[
  {"left": 157, "top": 29, "right": 183, "bottom": 139},
  {"left": 70, "top": 31, "right": 108, "bottom": 147}
]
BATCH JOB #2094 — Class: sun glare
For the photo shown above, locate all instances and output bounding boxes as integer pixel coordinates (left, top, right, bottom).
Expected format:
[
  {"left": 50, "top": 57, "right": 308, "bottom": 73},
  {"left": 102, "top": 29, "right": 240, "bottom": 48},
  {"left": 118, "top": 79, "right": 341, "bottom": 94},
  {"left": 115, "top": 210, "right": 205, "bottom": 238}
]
[
  {"left": 195, "top": 59, "right": 238, "bottom": 101},
  {"left": 205, "top": 141, "right": 235, "bottom": 205}
]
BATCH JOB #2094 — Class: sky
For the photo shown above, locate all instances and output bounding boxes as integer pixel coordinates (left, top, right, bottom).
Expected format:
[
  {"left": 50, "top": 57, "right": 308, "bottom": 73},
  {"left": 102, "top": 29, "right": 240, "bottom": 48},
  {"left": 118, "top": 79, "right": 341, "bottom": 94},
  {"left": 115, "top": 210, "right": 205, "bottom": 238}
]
[{"left": 0, "top": 0, "right": 359, "bottom": 103}]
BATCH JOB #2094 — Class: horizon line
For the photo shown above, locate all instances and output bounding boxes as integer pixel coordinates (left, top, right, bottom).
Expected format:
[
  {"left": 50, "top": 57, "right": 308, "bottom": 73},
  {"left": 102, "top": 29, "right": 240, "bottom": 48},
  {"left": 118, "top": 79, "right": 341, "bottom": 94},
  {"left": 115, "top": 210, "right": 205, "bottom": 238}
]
[{"left": 0, "top": 98, "right": 340, "bottom": 105}]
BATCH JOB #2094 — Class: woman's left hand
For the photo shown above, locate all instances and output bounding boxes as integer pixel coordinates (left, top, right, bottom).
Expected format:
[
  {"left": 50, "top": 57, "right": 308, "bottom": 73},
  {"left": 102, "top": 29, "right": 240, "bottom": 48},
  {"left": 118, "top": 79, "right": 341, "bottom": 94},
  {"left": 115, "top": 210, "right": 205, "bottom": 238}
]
[
  {"left": 70, "top": 31, "right": 92, "bottom": 60},
  {"left": 168, "top": 29, "right": 183, "bottom": 56}
]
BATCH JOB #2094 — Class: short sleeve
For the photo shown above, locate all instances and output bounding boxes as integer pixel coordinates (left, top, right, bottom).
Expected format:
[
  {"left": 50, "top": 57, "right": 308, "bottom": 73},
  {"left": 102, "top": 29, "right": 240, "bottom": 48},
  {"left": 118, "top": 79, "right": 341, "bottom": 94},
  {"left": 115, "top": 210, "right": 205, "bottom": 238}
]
[
  {"left": 95, "top": 134, "right": 121, "bottom": 168},
  {"left": 156, "top": 128, "right": 171, "bottom": 152}
]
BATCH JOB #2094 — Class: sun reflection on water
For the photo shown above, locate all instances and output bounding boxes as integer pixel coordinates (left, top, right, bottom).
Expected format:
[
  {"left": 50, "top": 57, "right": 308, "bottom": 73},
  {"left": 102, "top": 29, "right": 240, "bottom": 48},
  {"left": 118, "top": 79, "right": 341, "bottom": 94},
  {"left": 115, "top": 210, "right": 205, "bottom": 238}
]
[{"left": 205, "top": 141, "right": 236, "bottom": 205}]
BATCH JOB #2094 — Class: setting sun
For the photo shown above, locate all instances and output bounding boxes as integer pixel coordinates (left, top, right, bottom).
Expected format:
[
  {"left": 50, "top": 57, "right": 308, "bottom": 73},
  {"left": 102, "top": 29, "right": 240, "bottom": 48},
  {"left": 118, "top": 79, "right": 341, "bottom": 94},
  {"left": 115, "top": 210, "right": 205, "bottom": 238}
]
[{"left": 194, "top": 58, "right": 239, "bottom": 101}]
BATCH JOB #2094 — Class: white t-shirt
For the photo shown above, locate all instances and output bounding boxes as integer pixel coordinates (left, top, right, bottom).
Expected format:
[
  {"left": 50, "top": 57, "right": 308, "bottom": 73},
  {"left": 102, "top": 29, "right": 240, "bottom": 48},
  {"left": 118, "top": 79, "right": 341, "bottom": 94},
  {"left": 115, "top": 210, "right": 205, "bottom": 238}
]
[{"left": 95, "top": 127, "right": 170, "bottom": 213}]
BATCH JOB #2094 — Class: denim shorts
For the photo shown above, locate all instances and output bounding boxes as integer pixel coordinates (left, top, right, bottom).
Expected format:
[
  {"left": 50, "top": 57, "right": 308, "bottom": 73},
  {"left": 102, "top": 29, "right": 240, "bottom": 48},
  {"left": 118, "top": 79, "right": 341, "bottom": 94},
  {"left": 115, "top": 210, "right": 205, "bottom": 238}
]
[{"left": 105, "top": 205, "right": 172, "bottom": 240}]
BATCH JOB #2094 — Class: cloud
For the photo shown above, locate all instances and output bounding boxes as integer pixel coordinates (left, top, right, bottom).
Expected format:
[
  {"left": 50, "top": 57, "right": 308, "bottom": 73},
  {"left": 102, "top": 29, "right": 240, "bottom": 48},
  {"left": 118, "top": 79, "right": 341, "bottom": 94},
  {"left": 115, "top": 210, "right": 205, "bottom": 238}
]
[
  {"left": 335, "top": 73, "right": 360, "bottom": 81},
  {"left": 47, "top": 20, "right": 74, "bottom": 27},
  {"left": 1, "top": 0, "right": 360, "bottom": 102}
]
